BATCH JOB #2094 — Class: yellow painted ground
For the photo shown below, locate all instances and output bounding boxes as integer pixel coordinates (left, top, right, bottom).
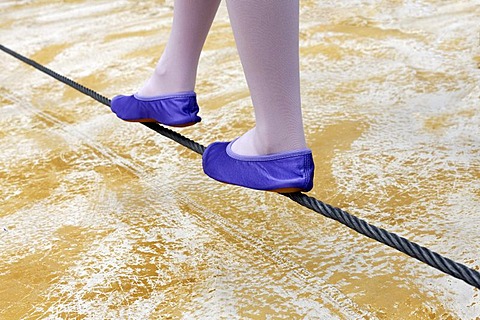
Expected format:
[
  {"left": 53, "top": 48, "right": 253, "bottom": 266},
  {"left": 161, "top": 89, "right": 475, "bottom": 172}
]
[{"left": 1, "top": 1, "right": 479, "bottom": 319}]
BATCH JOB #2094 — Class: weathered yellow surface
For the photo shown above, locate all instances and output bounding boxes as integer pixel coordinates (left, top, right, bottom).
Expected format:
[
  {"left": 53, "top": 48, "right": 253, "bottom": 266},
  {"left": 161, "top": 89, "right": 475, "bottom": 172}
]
[{"left": 1, "top": 1, "right": 479, "bottom": 318}]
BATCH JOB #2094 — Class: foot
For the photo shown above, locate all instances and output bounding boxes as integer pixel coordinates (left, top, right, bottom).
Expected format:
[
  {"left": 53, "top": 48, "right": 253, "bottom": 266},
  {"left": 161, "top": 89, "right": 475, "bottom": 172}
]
[
  {"left": 202, "top": 139, "right": 314, "bottom": 193},
  {"left": 111, "top": 91, "right": 201, "bottom": 127}
]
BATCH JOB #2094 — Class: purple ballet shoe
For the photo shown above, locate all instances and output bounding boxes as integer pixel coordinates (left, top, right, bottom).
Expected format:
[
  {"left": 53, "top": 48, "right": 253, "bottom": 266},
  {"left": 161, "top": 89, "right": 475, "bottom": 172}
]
[
  {"left": 202, "top": 140, "right": 315, "bottom": 193},
  {"left": 111, "top": 91, "right": 201, "bottom": 127}
]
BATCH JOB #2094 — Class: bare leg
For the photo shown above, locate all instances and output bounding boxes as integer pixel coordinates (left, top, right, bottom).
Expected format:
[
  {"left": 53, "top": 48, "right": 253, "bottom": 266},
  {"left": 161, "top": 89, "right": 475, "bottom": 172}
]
[
  {"left": 226, "top": 0, "right": 307, "bottom": 155},
  {"left": 138, "top": 0, "right": 221, "bottom": 97}
]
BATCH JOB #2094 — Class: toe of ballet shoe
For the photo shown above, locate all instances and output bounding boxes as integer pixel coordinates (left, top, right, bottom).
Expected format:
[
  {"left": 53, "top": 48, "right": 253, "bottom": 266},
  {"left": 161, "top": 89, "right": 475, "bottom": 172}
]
[
  {"left": 111, "top": 95, "right": 131, "bottom": 118},
  {"left": 202, "top": 141, "right": 315, "bottom": 192},
  {"left": 110, "top": 92, "right": 201, "bottom": 127}
]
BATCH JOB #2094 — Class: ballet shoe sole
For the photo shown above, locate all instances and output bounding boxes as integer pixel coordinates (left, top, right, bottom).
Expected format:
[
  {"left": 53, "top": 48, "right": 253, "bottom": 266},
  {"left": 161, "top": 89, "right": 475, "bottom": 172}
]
[
  {"left": 126, "top": 118, "right": 197, "bottom": 127},
  {"left": 216, "top": 179, "right": 305, "bottom": 194},
  {"left": 269, "top": 187, "right": 304, "bottom": 193}
]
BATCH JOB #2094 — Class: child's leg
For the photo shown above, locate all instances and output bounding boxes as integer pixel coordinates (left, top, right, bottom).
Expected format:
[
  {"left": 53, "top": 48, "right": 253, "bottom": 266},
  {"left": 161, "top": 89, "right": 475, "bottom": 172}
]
[
  {"left": 202, "top": 0, "right": 314, "bottom": 192},
  {"left": 138, "top": 0, "right": 221, "bottom": 97},
  {"left": 226, "top": 0, "right": 307, "bottom": 156}
]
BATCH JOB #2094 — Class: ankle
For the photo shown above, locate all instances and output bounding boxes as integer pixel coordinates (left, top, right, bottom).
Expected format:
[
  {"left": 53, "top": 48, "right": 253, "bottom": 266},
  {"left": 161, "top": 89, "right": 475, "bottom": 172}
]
[
  {"left": 138, "top": 61, "right": 196, "bottom": 97},
  {"left": 231, "top": 128, "right": 307, "bottom": 156}
]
